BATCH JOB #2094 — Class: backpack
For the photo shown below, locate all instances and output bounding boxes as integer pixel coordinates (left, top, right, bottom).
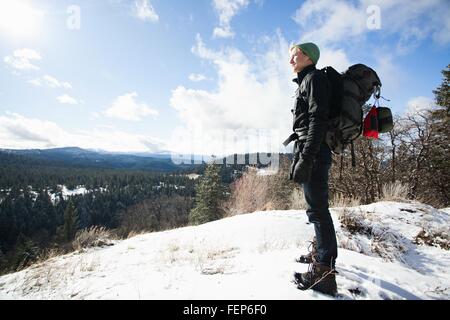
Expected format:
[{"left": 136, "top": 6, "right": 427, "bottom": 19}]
[
  {"left": 282, "top": 64, "right": 392, "bottom": 167},
  {"left": 321, "top": 64, "right": 388, "bottom": 166}
]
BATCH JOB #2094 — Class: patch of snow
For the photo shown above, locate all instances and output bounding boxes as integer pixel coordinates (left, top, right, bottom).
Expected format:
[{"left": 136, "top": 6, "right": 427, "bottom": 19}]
[
  {"left": 256, "top": 168, "right": 277, "bottom": 176},
  {"left": 0, "top": 201, "right": 448, "bottom": 300}
]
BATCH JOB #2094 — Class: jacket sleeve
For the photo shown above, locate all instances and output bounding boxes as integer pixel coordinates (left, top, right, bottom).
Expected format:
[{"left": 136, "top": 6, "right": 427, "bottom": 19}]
[{"left": 301, "top": 72, "right": 331, "bottom": 160}]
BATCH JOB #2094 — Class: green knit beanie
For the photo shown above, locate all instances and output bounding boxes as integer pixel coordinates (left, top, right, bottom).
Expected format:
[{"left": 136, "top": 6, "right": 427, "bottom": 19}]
[{"left": 293, "top": 42, "right": 320, "bottom": 65}]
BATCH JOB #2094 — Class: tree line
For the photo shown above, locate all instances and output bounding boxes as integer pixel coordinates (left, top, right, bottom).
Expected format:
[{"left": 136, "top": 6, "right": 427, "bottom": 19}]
[{"left": 0, "top": 159, "right": 198, "bottom": 274}]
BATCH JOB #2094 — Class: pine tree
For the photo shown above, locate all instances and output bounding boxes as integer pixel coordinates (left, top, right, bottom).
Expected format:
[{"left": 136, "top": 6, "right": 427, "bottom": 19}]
[
  {"left": 426, "top": 64, "right": 450, "bottom": 205},
  {"left": 12, "top": 234, "right": 40, "bottom": 271},
  {"left": 63, "top": 200, "right": 79, "bottom": 242},
  {"left": 189, "top": 163, "right": 226, "bottom": 225},
  {"left": 433, "top": 64, "right": 450, "bottom": 115}
]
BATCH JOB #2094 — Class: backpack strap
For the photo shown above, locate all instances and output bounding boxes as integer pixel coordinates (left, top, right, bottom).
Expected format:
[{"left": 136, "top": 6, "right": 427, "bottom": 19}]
[
  {"left": 341, "top": 109, "right": 361, "bottom": 126},
  {"left": 283, "top": 132, "right": 299, "bottom": 147}
]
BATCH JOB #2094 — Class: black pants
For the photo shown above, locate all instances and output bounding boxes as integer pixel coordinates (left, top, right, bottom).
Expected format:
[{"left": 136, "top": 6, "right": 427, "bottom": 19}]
[{"left": 300, "top": 142, "right": 338, "bottom": 268}]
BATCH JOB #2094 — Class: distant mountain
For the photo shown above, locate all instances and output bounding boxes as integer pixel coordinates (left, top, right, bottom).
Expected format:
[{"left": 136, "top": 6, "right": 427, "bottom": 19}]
[
  {"left": 0, "top": 147, "right": 285, "bottom": 174},
  {"left": 0, "top": 147, "right": 194, "bottom": 172}
]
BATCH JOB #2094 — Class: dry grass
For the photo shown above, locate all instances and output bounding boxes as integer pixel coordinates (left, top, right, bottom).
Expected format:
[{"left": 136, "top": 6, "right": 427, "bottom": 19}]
[
  {"left": 338, "top": 208, "right": 409, "bottom": 262},
  {"left": 330, "top": 193, "right": 361, "bottom": 208},
  {"left": 124, "top": 230, "right": 148, "bottom": 239},
  {"left": 381, "top": 181, "right": 409, "bottom": 202},
  {"left": 338, "top": 208, "right": 372, "bottom": 236},
  {"left": 72, "top": 226, "right": 114, "bottom": 251},
  {"left": 290, "top": 187, "right": 307, "bottom": 210},
  {"left": 36, "top": 247, "right": 67, "bottom": 265},
  {"left": 413, "top": 229, "right": 450, "bottom": 250}
]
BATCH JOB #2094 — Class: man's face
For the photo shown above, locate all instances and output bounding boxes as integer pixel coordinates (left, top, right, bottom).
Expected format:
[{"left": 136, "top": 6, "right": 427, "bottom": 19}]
[{"left": 289, "top": 47, "right": 311, "bottom": 73}]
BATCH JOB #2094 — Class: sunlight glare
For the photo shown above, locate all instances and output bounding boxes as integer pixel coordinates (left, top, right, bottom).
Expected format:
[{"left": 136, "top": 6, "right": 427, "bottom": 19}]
[{"left": 0, "top": 0, "right": 44, "bottom": 38}]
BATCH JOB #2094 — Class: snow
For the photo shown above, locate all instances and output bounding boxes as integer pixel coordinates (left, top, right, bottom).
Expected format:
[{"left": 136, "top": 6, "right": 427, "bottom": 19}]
[
  {"left": 0, "top": 201, "right": 448, "bottom": 300},
  {"left": 60, "top": 185, "right": 89, "bottom": 197},
  {"left": 256, "top": 168, "right": 277, "bottom": 176}
]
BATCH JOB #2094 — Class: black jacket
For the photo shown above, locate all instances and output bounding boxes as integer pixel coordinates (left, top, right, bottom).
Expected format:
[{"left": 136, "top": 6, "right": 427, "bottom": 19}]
[{"left": 292, "top": 64, "right": 331, "bottom": 160}]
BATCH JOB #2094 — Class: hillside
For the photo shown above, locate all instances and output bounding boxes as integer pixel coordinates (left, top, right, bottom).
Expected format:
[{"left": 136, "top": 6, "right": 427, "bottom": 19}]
[
  {"left": 0, "top": 147, "right": 190, "bottom": 172},
  {"left": 0, "top": 201, "right": 449, "bottom": 300}
]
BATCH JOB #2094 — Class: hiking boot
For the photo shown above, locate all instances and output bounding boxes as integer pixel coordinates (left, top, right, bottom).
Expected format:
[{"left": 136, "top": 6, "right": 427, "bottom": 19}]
[
  {"left": 295, "top": 237, "right": 317, "bottom": 264},
  {"left": 293, "top": 263, "right": 338, "bottom": 296}
]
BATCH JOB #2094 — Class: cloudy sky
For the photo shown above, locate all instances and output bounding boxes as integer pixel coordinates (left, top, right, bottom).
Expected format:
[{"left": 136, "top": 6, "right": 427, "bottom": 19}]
[{"left": 0, "top": 0, "right": 449, "bottom": 155}]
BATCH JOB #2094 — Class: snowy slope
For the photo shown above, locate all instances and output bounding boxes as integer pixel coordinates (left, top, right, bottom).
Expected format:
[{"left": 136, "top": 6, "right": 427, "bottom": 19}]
[{"left": 0, "top": 201, "right": 448, "bottom": 300}]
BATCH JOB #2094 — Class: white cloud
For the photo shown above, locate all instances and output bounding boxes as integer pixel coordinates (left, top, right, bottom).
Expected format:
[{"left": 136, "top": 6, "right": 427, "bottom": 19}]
[
  {"left": 0, "top": 112, "right": 165, "bottom": 152},
  {"left": 213, "top": 26, "right": 234, "bottom": 39},
  {"left": 372, "top": 56, "right": 405, "bottom": 94},
  {"left": 293, "top": 0, "right": 450, "bottom": 48},
  {"left": 212, "top": 0, "right": 249, "bottom": 39},
  {"left": 406, "top": 96, "right": 435, "bottom": 115},
  {"left": 43, "top": 75, "right": 72, "bottom": 89},
  {"left": 293, "top": 0, "right": 366, "bottom": 46},
  {"left": 188, "top": 73, "right": 207, "bottom": 82},
  {"left": 29, "top": 75, "right": 72, "bottom": 89},
  {"left": 0, "top": 112, "right": 68, "bottom": 148},
  {"left": 4, "top": 48, "right": 41, "bottom": 71},
  {"left": 57, "top": 94, "right": 79, "bottom": 105},
  {"left": 104, "top": 92, "right": 159, "bottom": 121},
  {"left": 169, "top": 32, "right": 353, "bottom": 155},
  {"left": 28, "top": 78, "right": 42, "bottom": 86},
  {"left": 316, "top": 48, "right": 351, "bottom": 72},
  {"left": 133, "top": 0, "right": 159, "bottom": 23}
]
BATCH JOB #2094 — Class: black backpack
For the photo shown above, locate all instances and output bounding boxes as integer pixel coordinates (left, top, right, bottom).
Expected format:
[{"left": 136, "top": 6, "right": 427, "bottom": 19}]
[{"left": 321, "top": 64, "right": 383, "bottom": 165}]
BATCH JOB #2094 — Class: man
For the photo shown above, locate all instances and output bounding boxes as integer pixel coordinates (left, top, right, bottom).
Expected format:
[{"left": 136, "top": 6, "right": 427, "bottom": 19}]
[{"left": 287, "top": 42, "right": 338, "bottom": 296}]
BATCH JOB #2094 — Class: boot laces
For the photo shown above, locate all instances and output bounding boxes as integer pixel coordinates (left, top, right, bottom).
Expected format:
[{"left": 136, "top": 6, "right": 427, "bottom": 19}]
[{"left": 304, "top": 257, "right": 337, "bottom": 291}]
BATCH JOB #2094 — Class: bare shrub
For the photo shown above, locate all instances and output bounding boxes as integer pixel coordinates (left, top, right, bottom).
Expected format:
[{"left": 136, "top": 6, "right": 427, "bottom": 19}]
[
  {"left": 338, "top": 208, "right": 372, "bottom": 236},
  {"left": 118, "top": 195, "right": 191, "bottom": 237},
  {"left": 338, "top": 209, "right": 410, "bottom": 262},
  {"left": 225, "top": 155, "right": 296, "bottom": 215},
  {"left": 371, "top": 231, "right": 408, "bottom": 262},
  {"left": 224, "top": 167, "right": 270, "bottom": 215},
  {"left": 266, "top": 156, "right": 296, "bottom": 210},
  {"left": 381, "top": 181, "right": 409, "bottom": 201},
  {"left": 72, "top": 226, "right": 114, "bottom": 251}
]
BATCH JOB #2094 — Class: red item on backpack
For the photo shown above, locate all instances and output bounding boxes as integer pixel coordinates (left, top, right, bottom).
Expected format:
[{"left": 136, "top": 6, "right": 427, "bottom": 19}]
[{"left": 363, "top": 106, "right": 379, "bottom": 139}]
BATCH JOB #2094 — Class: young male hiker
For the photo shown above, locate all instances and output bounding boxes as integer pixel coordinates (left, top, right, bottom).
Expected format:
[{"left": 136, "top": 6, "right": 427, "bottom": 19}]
[{"left": 287, "top": 42, "right": 338, "bottom": 296}]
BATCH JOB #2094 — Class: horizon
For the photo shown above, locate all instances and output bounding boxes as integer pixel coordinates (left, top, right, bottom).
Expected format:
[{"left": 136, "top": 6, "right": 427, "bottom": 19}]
[{"left": 0, "top": 0, "right": 449, "bottom": 155}]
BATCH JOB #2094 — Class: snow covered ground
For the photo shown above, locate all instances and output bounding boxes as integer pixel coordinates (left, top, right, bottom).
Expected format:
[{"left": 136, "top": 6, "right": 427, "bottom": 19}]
[{"left": 0, "top": 201, "right": 448, "bottom": 300}]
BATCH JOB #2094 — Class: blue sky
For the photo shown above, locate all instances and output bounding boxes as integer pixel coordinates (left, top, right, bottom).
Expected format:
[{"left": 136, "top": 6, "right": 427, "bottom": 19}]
[{"left": 0, "top": 0, "right": 449, "bottom": 155}]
